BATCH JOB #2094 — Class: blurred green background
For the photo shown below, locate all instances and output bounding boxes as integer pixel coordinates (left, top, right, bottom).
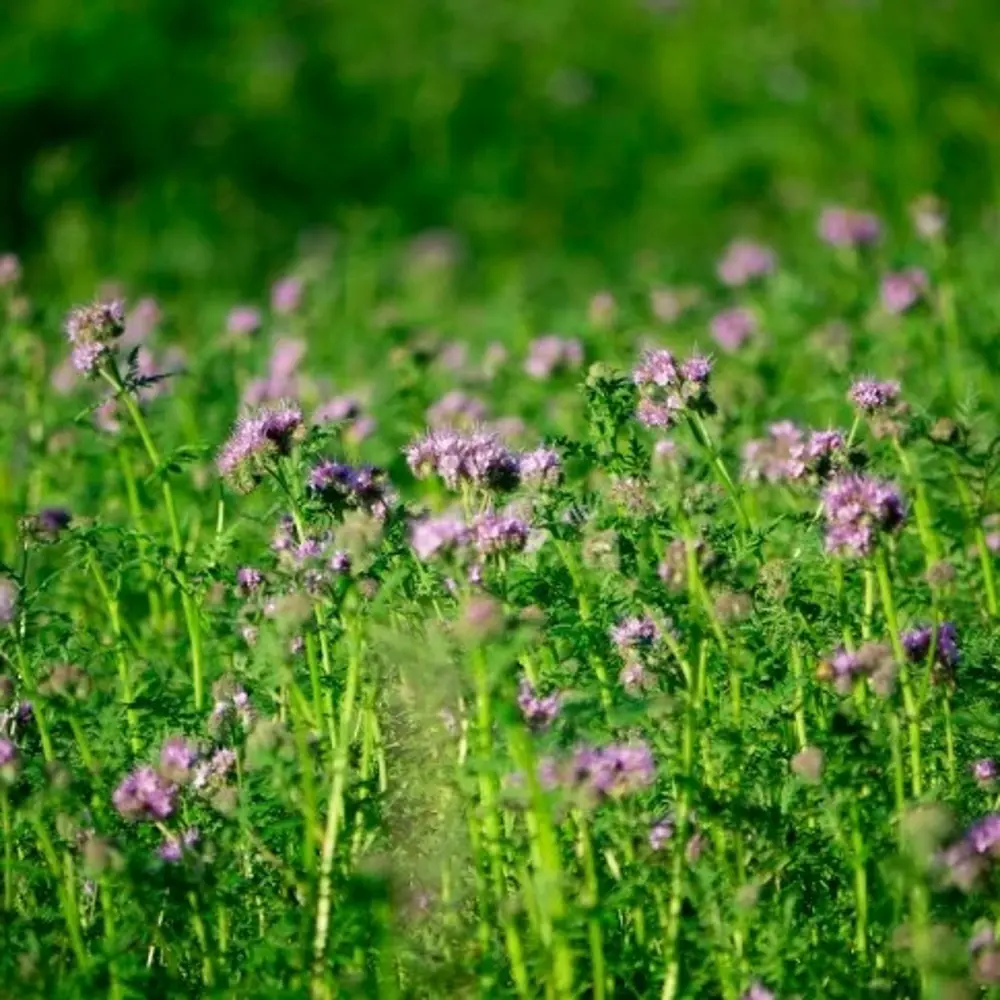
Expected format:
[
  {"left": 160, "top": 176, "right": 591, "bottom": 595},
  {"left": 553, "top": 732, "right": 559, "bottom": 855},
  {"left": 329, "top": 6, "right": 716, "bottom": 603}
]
[{"left": 4, "top": 0, "right": 1000, "bottom": 294}]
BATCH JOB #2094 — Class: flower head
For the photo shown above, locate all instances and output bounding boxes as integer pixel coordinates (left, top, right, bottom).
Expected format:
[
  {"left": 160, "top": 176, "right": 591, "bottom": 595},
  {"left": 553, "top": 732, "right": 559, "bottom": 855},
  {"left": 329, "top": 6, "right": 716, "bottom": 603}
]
[
  {"left": 160, "top": 737, "right": 200, "bottom": 783},
  {"left": 633, "top": 349, "right": 714, "bottom": 428},
  {"left": 217, "top": 404, "right": 304, "bottom": 491},
  {"left": 710, "top": 308, "right": 756, "bottom": 352},
  {"left": 717, "top": 240, "right": 776, "bottom": 286},
  {"left": 65, "top": 300, "right": 125, "bottom": 376},
  {"left": 227, "top": 306, "right": 262, "bottom": 336},
  {"left": 821, "top": 474, "right": 905, "bottom": 557},
  {"left": 113, "top": 766, "right": 176, "bottom": 822},
  {"left": 470, "top": 511, "right": 530, "bottom": 557},
  {"left": 973, "top": 759, "right": 998, "bottom": 785},
  {"left": 610, "top": 616, "right": 661, "bottom": 652},
  {"left": 818, "top": 206, "right": 882, "bottom": 248},
  {"left": 519, "top": 448, "right": 562, "bottom": 488},
  {"left": 409, "top": 515, "right": 469, "bottom": 561},
  {"left": 405, "top": 429, "right": 520, "bottom": 491},
  {"left": 517, "top": 678, "right": 561, "bottom": 728},
  {"left": 880, "top": 268, "right": 928, "bottom": 315},
  {"left": 571, "top": 742, "right": 656, "bottom": 801},
  {"left": 309, "top": 460, "right": 394, "bottom": 519}
]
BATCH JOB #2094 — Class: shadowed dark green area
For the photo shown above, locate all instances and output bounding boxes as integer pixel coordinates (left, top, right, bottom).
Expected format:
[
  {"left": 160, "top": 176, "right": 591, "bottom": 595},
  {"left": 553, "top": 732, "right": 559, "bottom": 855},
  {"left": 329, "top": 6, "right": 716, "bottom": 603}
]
[{"left": 2, "top": 0, "right": 999, "bottom": 290}]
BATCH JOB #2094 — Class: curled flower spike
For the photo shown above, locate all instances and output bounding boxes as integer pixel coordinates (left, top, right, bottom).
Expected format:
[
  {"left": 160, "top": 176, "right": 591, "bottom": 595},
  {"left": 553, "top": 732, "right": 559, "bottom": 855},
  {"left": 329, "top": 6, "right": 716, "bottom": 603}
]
[
  {"left": 517, "top": 678, "right": 561, "bottom": 728},
  {"left": 65, "top": 300, "right": 125, "bottom": 376},
  {"left": 610, "top": 616, "right": 661, "bottom": 652},
  {"left": 518, "top": 447, "right": 562, "bottom": 488},
  {"left": 216, "top": 404, "right": 304, "bottom": 492},
  {"left": 405, "top": 428, "right": 520, "bottom": 491},
  {"left": 821, "top": 474, "right": 905, "bottom": 557},
  {"left": 716, "top": 239, "right": 776, "bottom": 287},
  {"left": 742, "top": 422, "right": 846, "bottom": 484},
  {"left": 112, "top": 766, "right": 176, "bottom": 822},
  {"left": 309, "top": 460, "right": 394, "bottom": 519},
  {"left": 849, "top": 378, "right": 901, "bottom": 413},
  {"left": 633, "top": 348, "right": 714, "bottom": 429}
]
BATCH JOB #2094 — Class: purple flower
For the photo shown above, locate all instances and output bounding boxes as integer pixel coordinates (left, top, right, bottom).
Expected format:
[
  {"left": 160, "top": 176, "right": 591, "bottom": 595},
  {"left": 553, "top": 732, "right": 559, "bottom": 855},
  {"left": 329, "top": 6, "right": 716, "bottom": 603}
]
[
  {"left": 409, "top": 515, "right": 469, "bottom": 561},
  {"left": 309, "top": 460, "right": 394, "bottom": 519},
  {"left": 967, "top": 814, "right": 1000, "bottom": 855},
  {"left": 113, "top": 766, "right": 176, "bottom": 822},
  {"left": 158, "top": 827, "right": 200, "bottom": 863},
  {"left": 64, "top": 300, "right": 126, "bottom": 377},
  {"left": 649, "top": 817, "right": 674, "bottom": 850},
  {"left": 519, "top": 448, "right": 562, "bottom": 488},
  {"left": 210, "top": 685, "right": 254, "bottom": 731},
  {"left": 405, "top": 429, "right": 520, "bottom": 491},
  {"left": 524, "top": 336, "right": 584, "bottom": 379},
  {"left": 194, "top": 749, "right": 237, "bottom": 790},
  {"left": 902, "top": 622, "right": 960, "bottom": 674},
  {"left": 217, "top": 404, "right": 304, "bottom": 491},
  {"left": 227, "top": 306, "right": 262, "bottom": 336},
  {"left": 818, "top": 206, "right": 882, "bottom": 248},
  {"left": 0, "top": 738, "right": 18, "bottom": 769},
  {"left": 710, "top": 307, "right": 757, "bottom": 352},
  {"left": 741, "top": 983, "right": 775, "bottom": 1000},
  {"left": 633, "top": 349, "right": 714, "bottom": 428},
  {"left": 470, "top": 511, "right": 530, "bottom": 557},
  {"left": 880, "top": 268, "right": 928, "bottom": 315},
  {"left": 716, "top": 240, "right": 776, "bottom": 286},
  {"left": 619, "top": 659, "right": 651, "bottom": 695},
  {"left": 271, "top": 276, "right": 303, "bottom": 315},
  {"left": 821, "top": 474, "right": 905, "bottom": 557},
  {"left": 973, "top": 759, "right": 998, "bottom": 785},
  {"left": 610, "top": 616, "right": 661, "bottom": 651},
  {"left": 571, "top": 742, "right": 656, "bottom": 800},
  {"left": 849, "top": 378, "right": 901, "bottom": 413},
  {"left": 160, "top": 737, "right": 199, "bottom": 782},
  {"left": 330, "top": 551, "right": 351, "bottom": 574},
  {"left": 122, "top": 297, "right": 162, "bottom": 346},
  {"left": 236, "top": 566, "right": 264, "bottom": 595},
  {"left": 517, "top": 678, "right": 561, "bottom": 728}
]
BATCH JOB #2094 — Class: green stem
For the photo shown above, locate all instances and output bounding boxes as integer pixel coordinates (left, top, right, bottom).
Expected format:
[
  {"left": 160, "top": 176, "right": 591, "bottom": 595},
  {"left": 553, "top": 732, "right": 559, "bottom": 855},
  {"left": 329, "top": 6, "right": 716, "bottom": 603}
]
[
  {"left": 103, "top": 364, "right": 204, "bottom": 710},
  {"left": 874, "top": 548, "right": 922, "bottom": 798},
  {"left": 577, "top": 812, "right": 606, "bottom": 1000},
  {"left": 2, "top": 789, "right": 12, "bottom": 910},
  {"left": 687, "top": 413, "right": 751, "bottom": 532}
]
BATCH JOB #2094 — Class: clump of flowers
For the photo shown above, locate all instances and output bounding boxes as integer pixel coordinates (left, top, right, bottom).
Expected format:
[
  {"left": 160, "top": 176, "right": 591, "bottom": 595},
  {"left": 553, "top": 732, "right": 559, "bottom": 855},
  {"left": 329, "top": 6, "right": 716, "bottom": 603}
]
[
  {"left": 610, "top": 616, "right": 661, "bottom": 652},
  {"left": 210, "top": 682, "right": 255, "bottom": 732},
  {"left": 160, "top": 737, "right": 200, "bottom": 783},
  {"left": 937, "top": 814, "right": 1000, "bottom": 891},
  {"left": 849, "top": 378, "right": 900, "bottom": 413},
  {"left": 524, "top": 336, "right": 584, "bottom": 379},
  {"left": 880, "top": 267, "right": 928, "bottom": 315},
  {"left": 817, "top": 642, "right": 896, "bottom": 696},
  {"left": 519, "top": 447, "right": 562, "bottom": 488},
  {"left": 64, "top": 300, "right": 126, "bottom": 375},
  {"left": 405, "top": 428, "right": 520, "bottom": 491},
  {"left": 633, "top": 348, "right": 714, "bottom": 429},
  {"left": 716, "top": 239, "right": 776, "bottom": 286},
  {"left": 818, "top": 206, "right": 882, "bottom": 248},
  {"left": 742, "top": 422, "right": 846, "bottom": 483},
  {"left": 517, "top": 678, "right": 561, "bottom": 728},
  {"left": 309, "top": 460, "right": 394, "bottom": 519},
  {"left": 821, "top": 474, "right": 905, "bottom": 557},
  {"left": 710, "top": 307, "right": 757, "bottom": 352},
  {"left": 569, "top": 742, "right": 656, "bottom": 802},
  {"left": 113, "top": 766, "right": 176, "bottom": 822},
  {"left": 902, "top": 622, "right": 959, "bottom": 683},
  {"left": 216, "top": 404, "right": 304, "bottom": 492},
  {"left": 409, "top": 514, "right": 469, "bottom": 561},
  {"left": 242, "top": 338, "right": 307, "bottom": 406},
  {"left": 469, "top": 510, "right": 530, "bottom": 558}
]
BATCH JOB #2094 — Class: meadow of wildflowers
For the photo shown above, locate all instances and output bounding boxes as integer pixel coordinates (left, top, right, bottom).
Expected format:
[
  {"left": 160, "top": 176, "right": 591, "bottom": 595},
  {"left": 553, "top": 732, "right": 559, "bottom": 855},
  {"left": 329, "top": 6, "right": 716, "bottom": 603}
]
[{"left": 4, "top": 196, "right": 1000, "bottom": 1000}]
